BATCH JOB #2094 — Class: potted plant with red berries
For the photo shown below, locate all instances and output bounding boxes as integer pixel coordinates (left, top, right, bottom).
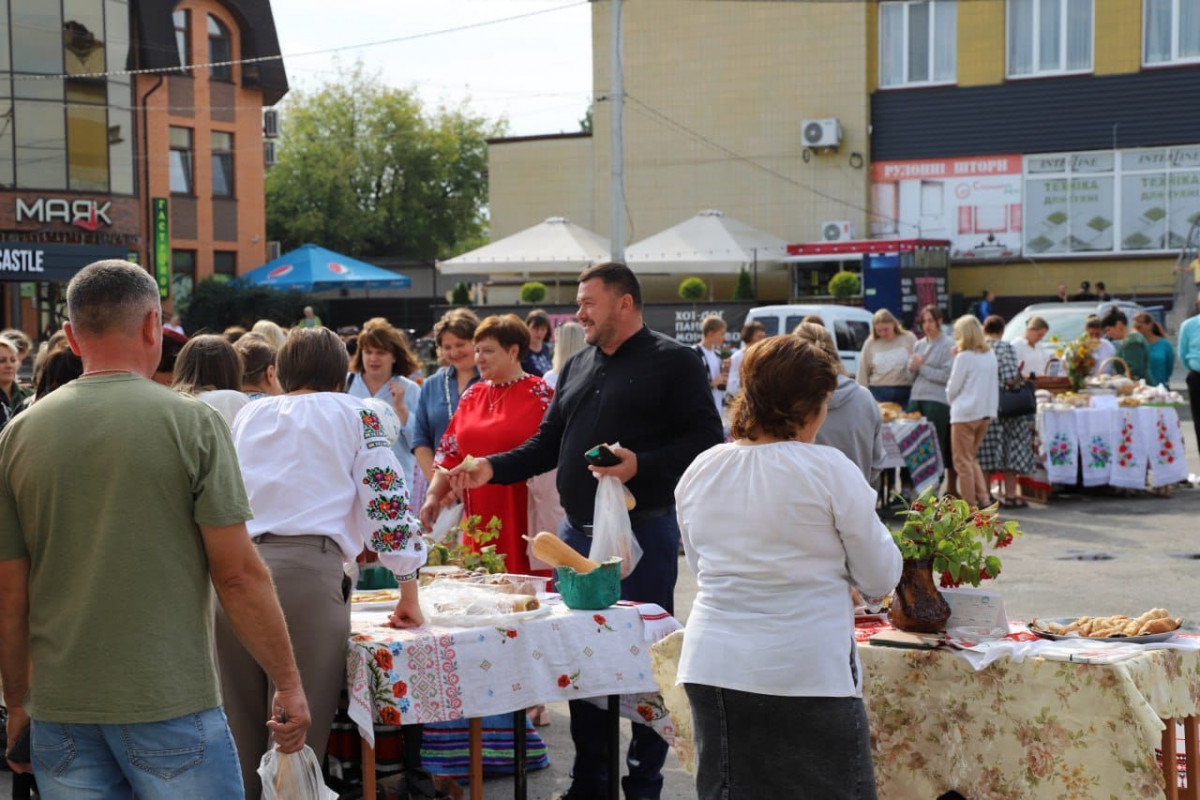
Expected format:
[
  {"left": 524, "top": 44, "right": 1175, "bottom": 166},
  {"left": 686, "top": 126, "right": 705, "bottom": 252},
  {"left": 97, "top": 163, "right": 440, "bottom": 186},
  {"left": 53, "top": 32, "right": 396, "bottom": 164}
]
[{"left": 888, "top": 491, "right": 1021, "bottom": 633}]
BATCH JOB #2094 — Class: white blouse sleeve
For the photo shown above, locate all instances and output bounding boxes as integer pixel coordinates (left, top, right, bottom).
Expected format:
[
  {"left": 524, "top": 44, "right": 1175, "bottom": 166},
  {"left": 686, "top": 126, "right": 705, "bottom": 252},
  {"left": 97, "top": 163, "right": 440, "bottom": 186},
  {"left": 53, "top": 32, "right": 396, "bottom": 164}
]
[
  {"left": 828, "top": 456, "right": 903, "bottom": 599},
  {"left": 352, "top": 406, "right": 425, "bottom": 581}
]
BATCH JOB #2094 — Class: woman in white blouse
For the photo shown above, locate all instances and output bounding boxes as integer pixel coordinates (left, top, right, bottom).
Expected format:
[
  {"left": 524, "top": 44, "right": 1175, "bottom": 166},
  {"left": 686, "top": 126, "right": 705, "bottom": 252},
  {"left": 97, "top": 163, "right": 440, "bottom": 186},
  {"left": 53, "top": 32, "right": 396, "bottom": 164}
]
[
  {"left": 215, "top": 327, "right": 425, "bottom": 800},
  {"left": 947, "top": 315, "right": 1000, "bottom": 507},
  {"left": 676, "top": 335, "right": 902, "bottom": 800}
]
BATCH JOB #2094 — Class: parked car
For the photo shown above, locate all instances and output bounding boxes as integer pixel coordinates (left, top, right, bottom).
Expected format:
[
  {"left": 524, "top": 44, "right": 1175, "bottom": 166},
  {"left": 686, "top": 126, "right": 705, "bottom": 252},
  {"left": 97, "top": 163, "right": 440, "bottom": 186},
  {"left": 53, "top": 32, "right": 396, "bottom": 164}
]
[
  {"left": 1001, "top": 300, "right": 1164, "bottom": 356},
  {"left": 745, "top": 304, "right": 874, "bottom": 376}
]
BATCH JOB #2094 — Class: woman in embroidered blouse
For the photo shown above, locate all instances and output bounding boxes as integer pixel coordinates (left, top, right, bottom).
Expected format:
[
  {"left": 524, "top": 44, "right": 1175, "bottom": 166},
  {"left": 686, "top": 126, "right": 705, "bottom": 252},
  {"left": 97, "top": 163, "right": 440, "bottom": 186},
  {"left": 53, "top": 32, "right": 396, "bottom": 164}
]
[
  {"left": 413, "top": 309, "right": 481, "bottom": 483},
  {"left": 421, "top": 314, "right": 554, "bottom": 576},
  {"left": 216, "top": 327, "right": 425, "bottom": 800},
  {"left": 676, "top": 335, "right": 901, "bottom": 800},
  {"left": 346, "top": 321, "right": 423, "bottom": 491}
]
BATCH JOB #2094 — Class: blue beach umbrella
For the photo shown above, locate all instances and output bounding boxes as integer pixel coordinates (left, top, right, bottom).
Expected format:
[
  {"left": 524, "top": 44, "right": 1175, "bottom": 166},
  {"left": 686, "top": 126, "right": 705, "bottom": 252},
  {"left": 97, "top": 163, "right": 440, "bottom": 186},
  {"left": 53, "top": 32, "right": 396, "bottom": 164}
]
[{"left": 237, "top": 244, "right": 411, "bottom": 292}]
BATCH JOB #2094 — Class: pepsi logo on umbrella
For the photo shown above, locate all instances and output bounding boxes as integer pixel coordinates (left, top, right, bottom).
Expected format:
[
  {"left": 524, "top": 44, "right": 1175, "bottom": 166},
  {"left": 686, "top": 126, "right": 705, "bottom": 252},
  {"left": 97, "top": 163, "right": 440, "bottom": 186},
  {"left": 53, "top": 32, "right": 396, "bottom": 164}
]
[
  {"left": 327, "top": 262, "right": 351, "bottom": 275},
  {"left": 267, "top": 264, "right": 293, "bottom": 280}
]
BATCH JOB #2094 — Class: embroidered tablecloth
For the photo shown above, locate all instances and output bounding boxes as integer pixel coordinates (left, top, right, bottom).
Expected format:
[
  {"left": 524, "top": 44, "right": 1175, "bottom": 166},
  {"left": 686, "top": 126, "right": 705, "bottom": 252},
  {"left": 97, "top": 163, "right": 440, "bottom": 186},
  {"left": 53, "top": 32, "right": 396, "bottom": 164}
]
[
  {"left": 650, "top": 629, "right": 1200, "bottom": 799},
  {"left": 1038, "top": 405, "right": 1186, "bottom": 488},
  {"left": 881, "top": 418, "right": 944, "bottom": 496},
  {"left": 347, "top": 600, "right": 680, "bottom": 748}
]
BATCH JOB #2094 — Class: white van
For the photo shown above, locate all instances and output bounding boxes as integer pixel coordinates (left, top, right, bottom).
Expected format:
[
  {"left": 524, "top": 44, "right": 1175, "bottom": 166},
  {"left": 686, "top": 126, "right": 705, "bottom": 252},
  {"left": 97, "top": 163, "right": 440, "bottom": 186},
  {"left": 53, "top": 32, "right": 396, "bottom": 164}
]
[{"left": 745, "top": 304, "right": 875, "bottom": 376}]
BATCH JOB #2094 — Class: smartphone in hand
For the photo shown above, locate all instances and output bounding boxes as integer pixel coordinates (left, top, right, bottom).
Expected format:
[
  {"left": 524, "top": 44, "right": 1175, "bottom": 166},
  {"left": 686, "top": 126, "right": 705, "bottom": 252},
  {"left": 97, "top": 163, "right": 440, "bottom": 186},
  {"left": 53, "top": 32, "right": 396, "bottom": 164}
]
[{"left": 584, "top": 444, "right": 622, "bottom": 468}]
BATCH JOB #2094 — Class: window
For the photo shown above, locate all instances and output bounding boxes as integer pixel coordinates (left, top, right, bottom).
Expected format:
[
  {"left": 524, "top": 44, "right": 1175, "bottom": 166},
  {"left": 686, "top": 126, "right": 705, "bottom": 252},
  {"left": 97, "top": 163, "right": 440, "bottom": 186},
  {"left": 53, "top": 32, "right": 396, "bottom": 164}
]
[
  {"left": 171, "top": 250, "right": 196, "bottom": 306},
  {"left": 66, "top": 81, "right": 108, "bottom": 191},
  {"left": 879, "top": 1, "right": 957, "bottom": 88},
  {"left": 11, "top": 0, "right": 63, "bottom": 74},
  {"left": 14, "top": 100, "right": 66, "bottom": 188},
  {"left": 208, "top": 15, "right": 231, "bottom": 81},
  {"left": 1008, "top": 0, "right": 1093, "bottom": 76},
  {"left": 173, "top": 9, "right": 190, "bottom": 72},
  {"left": 213, "top": 251, "right": 237, "bottom": 281},
  {"left": 169, "top": 126, "right": 193, "bottom": 194},
  {"left": 1144, "top": 0, "right": 1200, "bottom": 64},
  {"left": 835, "top": 320, "right": 871, "bottom": 353},
  {"left": 211, "top": 131, "right": 233, "bottom": 196}
]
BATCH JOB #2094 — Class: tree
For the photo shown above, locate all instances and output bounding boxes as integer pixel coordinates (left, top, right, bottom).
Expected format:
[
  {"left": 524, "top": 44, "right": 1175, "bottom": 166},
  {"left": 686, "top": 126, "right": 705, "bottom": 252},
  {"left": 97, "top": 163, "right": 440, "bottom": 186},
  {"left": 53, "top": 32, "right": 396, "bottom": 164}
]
[
  {"left": 181, "top": 278, "right": 320, "bottom": 334},
  {"left": 451, "top": 281, "right": 473, "bottom": 306},
  {"left": 265, "top": 62, "right": 506, "bottom": 260},
  {"left": 579, "top": 104, "right": 593, "bottom": 134},
  {"left": 678, "top": 277, "right": 707, "bottom": 301},
  {"left": 520, "top": 282, "right": 547, "bottom": 304},
  {"left": 829, "top": 271, "right": 862, "bottom": 302},
  {"left": 732, "top": 267, "right": 754, "bottom": 300}
]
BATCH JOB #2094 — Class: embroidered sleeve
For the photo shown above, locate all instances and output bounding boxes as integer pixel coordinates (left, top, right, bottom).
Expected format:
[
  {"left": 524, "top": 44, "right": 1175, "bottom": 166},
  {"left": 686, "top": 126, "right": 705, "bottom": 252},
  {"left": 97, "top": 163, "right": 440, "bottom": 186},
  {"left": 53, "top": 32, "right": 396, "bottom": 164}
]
[
  {"left": 527, "top": 377, "right": 554, "bottom": 412},
  {"left": 433, "top": 384, "right": 483, "bottom": 470},
  {"left": 353, "top": 407, "right": 424, "bottom": 581}
]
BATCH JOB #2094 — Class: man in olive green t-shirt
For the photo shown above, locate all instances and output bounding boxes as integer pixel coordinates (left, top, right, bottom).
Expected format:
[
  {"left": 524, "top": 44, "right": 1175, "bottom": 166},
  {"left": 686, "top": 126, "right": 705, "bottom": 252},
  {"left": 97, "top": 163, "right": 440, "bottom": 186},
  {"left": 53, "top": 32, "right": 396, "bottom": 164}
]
[{"left": 0, "top": 260, "right": 311, "bottom": 798}]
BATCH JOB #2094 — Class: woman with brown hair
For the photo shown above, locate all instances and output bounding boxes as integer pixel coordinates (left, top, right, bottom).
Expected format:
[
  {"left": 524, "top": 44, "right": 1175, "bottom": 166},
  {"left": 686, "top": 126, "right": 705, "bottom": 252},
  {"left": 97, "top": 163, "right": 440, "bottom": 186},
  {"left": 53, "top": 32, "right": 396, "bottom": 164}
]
[
  {"left": 521, "top": 308, "right": 554, "bottom": 376},
  {"left": 1133, "top": 311, "right": 1175, "bottom": 387},
  {"left": 978, "top": 315, "right": 1036, "bottom": 508},
  {"left": 234, "top": 334, "right": 282, "bottom": 400},
  {"left": 346, "top": 321, "right": 422, "bottom": 490},
  {"left": 420, "top": 314, "right": 554, "bottom": 576},
  {"left": 412, "top": 308, "right": 481, "bottom": 483},
  {"left": 676, "top": 335, "right": 900, "bottom": 800},
  {"left": 171, "top": 333, "right": 248, "bottom": 426}
]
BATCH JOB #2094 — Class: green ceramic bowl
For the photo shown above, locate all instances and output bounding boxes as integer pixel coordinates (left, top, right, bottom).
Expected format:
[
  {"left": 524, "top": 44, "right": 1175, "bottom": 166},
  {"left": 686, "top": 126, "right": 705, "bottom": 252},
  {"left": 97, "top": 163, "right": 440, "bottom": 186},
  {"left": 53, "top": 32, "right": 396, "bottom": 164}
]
[
  {"left": 555, "top": 557, "right": 623, "bottom": 610},
  {"left": 356, "top": 565, "right": 398, "bottom": 591}
]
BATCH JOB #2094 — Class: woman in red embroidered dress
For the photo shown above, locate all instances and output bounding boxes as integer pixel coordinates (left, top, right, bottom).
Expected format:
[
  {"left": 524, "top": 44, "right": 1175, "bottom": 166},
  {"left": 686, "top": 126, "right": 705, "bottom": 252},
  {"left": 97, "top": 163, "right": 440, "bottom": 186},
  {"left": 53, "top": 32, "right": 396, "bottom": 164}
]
[{"left": 422, "top": 314, "right": 553, "bottom": 576}]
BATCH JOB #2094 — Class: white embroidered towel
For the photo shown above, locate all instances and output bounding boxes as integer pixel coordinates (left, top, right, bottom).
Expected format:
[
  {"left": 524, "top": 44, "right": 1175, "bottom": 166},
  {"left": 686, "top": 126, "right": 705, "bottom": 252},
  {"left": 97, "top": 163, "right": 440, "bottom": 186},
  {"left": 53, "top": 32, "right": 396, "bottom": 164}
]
[
  {"left": 1076, "top": 408, "right": 1116, "bottom": 487},
  {"left": 1110, "top": 406, "right": 1154, "bottom": 489},
  {"left": 1040, "top": 409, "right": 1079, "bottom": 484},
  {"left": 1150, "top": 407, "right": 1189, "bottom": 487}
]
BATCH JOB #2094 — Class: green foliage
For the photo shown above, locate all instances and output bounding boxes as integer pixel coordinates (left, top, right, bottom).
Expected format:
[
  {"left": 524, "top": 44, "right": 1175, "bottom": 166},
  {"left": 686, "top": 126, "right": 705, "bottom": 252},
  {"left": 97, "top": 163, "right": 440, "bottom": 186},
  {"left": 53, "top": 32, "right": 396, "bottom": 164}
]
[
  {"left": 180, "top": 278, "right": 320, "bottom": 334},
  {"left": 678, "top": 276, "right": 707, "bottom": 301},
  {"left": 265, "top": 61, "right": 506, "bottom": 260},
  {"left": 829, "top": 270, "right": 861, "bottom": 301},
  {"left": 732, "top": 267, "right": 754, "bottom": 300},
  {"left": 579, "top": 104, "right": 593, "bottom": 133},
  {"left": 520, "top": 281, "right": 547, "bottom": 304},
  {"left": 451, "top": 281, "right": 472, "bottom": 306},
  {"left": 891, "top": 491, "right": 1022, "bottom": 588},
  {"left": 423, "top": 515, "right": 506, "bottom": 573}
]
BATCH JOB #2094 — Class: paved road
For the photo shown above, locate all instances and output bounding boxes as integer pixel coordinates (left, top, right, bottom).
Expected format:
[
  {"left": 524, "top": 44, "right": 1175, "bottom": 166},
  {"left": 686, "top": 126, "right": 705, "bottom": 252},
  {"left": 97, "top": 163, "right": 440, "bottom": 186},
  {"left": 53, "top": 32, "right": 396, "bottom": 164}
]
[{"left": 6, "top": 414, "right": 1200, "bottom": 799}]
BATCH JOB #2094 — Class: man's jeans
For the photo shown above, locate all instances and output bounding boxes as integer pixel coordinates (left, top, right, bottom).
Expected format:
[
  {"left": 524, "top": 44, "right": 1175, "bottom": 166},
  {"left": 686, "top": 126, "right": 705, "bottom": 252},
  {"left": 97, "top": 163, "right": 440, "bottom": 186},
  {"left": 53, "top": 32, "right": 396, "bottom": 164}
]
[
  {"left": 31, "top": 707, "right": 244, "bottom": 800},
  {"left": 559, "top": 511, "right": 678, "bottom": 799}
]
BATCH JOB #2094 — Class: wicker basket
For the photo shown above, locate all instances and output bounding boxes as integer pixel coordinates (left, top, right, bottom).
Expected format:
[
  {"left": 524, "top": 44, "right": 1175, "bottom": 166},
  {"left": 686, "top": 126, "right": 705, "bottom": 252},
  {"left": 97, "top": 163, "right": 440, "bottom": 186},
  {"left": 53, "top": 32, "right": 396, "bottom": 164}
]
[
  {"left": 1098, "top": 356, "right": 1130, "bottom": 377},
  {"left": 1034, "top": 375, "right": 1073, "bottom": 395}
]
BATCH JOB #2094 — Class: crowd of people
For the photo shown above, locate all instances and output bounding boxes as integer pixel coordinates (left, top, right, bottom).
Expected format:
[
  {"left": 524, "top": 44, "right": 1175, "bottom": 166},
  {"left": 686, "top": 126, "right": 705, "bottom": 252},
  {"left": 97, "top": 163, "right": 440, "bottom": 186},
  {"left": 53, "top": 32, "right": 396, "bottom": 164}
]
[{"left": 5, "top": 256, "right": 1200, "bottom": 800}]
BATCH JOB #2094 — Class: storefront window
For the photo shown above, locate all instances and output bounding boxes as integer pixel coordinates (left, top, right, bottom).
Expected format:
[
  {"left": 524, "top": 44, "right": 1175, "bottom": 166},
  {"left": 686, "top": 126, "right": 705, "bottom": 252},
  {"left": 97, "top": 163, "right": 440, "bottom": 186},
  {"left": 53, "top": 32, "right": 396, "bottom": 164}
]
[
  {"left": 211, "top": 131, "right": 233, "bottom": 196},
  {"left": 14, "top": 100, "right": 66, "bottom": 189},
  {"left": 879, "top": 1, "right": 957, "bottom": 88},
  {"left": 208, "top": 15, "right": 232, "bottom": 81},
  {"left": 169, "top": 126, "right": 193, "bottom": 194},
  {"left": 213, "top": 250, "right": 236, "bottom": 281}
]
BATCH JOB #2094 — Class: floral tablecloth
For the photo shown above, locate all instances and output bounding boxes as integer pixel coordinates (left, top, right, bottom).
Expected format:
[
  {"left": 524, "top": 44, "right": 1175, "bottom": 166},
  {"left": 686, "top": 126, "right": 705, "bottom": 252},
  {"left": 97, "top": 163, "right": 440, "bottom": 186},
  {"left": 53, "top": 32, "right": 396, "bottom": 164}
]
[
  {"left": 650, "top": 629, "right": 1200, "bottom": 799},
  {"left": 347, "top": 600, "right": 680, "bottom": 748},
  {"left": 881, "top": 418, "right": 944, "bottom": 496},
  {"left": 1038, "top": 405, "right": 1186, "bottom": 489}
]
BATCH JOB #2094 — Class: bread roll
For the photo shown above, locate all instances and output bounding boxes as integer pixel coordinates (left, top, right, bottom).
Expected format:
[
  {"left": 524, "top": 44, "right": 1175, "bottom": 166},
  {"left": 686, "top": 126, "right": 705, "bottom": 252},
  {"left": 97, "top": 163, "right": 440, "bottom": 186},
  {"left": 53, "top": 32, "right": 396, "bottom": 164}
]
[{"left": 1137, "top": 617, "right": 1180, "bottom": 635}]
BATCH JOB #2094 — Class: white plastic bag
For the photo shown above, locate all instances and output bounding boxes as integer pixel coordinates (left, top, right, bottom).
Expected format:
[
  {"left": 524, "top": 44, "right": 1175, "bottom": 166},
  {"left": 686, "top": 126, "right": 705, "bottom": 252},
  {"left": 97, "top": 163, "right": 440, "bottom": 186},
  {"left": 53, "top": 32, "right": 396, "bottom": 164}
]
[
  {"left": 428, "top": 501, "right": 465, "bottom": 545},
  {"left": 589, "top": 475, "right": 643, "bottom": 579},
  {"left": 258, "top": 746, "right": 338, "bottom": 800}
]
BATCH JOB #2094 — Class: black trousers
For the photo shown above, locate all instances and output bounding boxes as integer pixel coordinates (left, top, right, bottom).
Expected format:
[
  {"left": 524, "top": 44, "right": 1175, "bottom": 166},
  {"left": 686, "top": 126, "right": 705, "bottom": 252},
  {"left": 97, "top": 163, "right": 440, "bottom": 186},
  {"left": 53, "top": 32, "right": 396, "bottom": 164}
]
[{"left": 1188, "top": 371, "right": 1200, "bottom": 460}]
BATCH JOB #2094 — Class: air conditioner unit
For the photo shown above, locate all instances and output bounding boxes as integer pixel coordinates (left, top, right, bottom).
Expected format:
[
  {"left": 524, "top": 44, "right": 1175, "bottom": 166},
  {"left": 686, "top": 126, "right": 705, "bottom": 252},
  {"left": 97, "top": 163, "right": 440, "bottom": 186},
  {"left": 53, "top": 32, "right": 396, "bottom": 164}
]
[
  {"left": 263, "top": 108, "right": 280, "bottom": 138},
  {"left": 267, "top": 241, "right": 282, "bottom": 260},
  {"left": 820, "top": 220, "right": 854, "bottom": 242},
  {"left": 263, "top": 140, "right": 277, "bottom": 168},
  {"left": 802, "top": 118, "right": 842, "bottom": 149}
]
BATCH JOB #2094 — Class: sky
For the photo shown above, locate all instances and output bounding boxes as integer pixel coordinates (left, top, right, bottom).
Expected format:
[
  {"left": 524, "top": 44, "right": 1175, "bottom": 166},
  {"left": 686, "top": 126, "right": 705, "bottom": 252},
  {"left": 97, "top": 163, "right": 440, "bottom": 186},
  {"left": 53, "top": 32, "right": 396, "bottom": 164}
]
[{"left": 269, "top": 0, "right": 595, "bottom": 137}]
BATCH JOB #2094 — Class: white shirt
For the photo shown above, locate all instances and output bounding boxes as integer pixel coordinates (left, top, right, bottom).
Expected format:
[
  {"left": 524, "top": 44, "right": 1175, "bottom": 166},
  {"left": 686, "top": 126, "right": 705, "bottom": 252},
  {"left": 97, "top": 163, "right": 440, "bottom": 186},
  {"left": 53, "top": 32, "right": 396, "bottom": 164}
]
[
  {"left": 1090, "top": 337, "right": 1116, "bottom": 374},
  {"left": 196, "top": 389, "right": 248, "bottom": 428},
  {"left": 675, "top": 441, "right": 902, "bottom": 697},
  {"left": 1011, "top": 337, "right": 1050, "bottom": 378},
  {"left": 232, "top": 392, "right": 425, "bottom": 580},
  {"left": 346, "top": 372, "right": 421, "bottom": 490},
  {"left": 947, "top": 349, "right": 999, "bottom": 423},
  {"left": 726, "top": 347, "right": 748, "bottom": 396}
]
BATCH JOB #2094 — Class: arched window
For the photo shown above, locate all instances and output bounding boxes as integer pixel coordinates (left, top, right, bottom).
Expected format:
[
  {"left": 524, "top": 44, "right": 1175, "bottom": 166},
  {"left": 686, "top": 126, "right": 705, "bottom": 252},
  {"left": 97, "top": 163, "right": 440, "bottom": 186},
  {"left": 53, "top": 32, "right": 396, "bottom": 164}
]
[{"left": 208, "top": 14, "right": 232, "bottom": 81}]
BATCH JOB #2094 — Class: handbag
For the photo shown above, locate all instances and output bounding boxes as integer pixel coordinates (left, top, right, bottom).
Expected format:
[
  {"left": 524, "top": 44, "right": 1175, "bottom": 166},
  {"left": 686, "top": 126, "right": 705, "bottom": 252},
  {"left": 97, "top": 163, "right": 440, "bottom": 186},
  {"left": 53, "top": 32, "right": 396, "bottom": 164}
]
[{"left": 997, "top": 379, "right": 1036, "bottom": 418}]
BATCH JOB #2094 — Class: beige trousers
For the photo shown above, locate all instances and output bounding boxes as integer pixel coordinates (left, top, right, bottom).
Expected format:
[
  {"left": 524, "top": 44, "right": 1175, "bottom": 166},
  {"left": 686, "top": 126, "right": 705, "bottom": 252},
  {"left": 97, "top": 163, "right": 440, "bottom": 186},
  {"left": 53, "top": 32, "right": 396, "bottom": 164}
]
[
  {"left": 951, "top": 418, "right": 992, "bottom": 506},
  {"left": 214, "top": 535, "right": 350, "bottom": 800}
]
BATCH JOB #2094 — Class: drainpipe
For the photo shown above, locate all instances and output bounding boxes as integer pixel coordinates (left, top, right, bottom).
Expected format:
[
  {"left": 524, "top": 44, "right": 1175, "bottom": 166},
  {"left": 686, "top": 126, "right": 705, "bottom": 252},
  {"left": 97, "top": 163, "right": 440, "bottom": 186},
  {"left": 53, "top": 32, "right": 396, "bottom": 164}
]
[{"left": 141, "top": 75, "right": 164, "bottom": 279}]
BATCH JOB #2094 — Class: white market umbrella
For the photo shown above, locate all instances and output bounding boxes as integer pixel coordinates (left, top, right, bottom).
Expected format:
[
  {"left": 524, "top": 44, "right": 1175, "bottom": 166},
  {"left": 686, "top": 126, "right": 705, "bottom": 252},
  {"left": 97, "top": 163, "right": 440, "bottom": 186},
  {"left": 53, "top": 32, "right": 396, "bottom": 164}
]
[
  {"left": 437, "top": 216, "right": 611, "bottom": 275},
  {"left": 625, "top": 209, "right": 789, "bottom": 274}
]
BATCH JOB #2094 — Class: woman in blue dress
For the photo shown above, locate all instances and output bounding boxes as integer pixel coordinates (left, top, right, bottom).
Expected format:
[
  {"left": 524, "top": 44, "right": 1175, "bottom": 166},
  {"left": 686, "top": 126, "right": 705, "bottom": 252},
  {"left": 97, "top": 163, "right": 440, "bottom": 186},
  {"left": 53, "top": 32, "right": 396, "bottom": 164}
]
[{"left": 413, "top": 309, "right": 481, "bottom": 486}]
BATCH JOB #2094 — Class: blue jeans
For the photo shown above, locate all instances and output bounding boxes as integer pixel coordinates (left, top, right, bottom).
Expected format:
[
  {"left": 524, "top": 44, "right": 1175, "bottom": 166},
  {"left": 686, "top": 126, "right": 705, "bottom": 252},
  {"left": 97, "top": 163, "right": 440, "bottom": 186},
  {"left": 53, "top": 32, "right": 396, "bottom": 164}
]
[
  {"left": 559, "top": 512, "right": 678, "bottom": 799},
  {"left": 868, "top": 385, "right": 911, "bottom": 406},
  {"left": 31, "top": 707, "right": 243, "bottom": 800}
]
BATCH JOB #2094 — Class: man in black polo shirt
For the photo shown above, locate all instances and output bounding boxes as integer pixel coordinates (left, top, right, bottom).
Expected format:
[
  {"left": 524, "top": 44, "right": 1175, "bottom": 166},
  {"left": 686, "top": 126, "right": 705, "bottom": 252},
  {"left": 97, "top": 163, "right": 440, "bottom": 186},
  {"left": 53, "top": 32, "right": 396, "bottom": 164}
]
[{"left": 449, "top": 262, "right": 723, "bottom": 800}]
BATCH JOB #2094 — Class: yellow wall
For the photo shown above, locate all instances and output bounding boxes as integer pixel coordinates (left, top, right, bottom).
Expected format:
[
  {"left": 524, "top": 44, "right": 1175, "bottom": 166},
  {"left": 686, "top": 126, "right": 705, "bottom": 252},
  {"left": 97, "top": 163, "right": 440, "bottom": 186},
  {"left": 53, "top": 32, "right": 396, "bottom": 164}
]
[
  {"left": 957, "top": 0, "right": 1006, "bottom": 86},
  {"left": 952, "top": 257, "right": 1176, "bottom": 300},
  {"left": 488, "top": 136, "right": 596, "bottom": 238},
  {"left": 1094, "top": 0, "right": 1143, "bottom": 75}
]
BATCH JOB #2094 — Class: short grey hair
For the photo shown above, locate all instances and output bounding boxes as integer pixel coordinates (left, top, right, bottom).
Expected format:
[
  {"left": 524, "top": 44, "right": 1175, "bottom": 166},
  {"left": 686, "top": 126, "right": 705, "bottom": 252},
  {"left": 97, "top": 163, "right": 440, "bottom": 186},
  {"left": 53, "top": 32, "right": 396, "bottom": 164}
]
[{"left": 67, "top": 260, "right": 160, "bottom": 337}]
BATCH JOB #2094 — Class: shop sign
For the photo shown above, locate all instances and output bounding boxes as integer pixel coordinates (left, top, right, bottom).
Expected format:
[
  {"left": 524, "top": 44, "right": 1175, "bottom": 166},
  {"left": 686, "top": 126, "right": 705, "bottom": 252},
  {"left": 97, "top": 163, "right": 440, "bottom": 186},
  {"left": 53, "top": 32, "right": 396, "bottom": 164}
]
[
  {"left": 15, "top": 197, "right": 113, "bottom": 229},
  {"left": 0, "top": 248, "right": 45, "bottom": 275},
  {"left": 870, "top": 155, "right": 1023, "bottom": 260},
  {"left": 152, "top": 198, "right": 170, "bottom": 299},
  {"left": 0, "top": 243, "right": 125, "bottom": 282}
]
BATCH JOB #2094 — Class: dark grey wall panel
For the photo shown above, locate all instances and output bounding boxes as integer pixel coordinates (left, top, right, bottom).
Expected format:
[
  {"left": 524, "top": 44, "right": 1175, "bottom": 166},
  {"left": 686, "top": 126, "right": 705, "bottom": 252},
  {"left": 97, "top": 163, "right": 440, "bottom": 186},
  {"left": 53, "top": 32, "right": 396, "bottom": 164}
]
[{"left": 871, "top": 68, "right": 1200, "bottom": 161}]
